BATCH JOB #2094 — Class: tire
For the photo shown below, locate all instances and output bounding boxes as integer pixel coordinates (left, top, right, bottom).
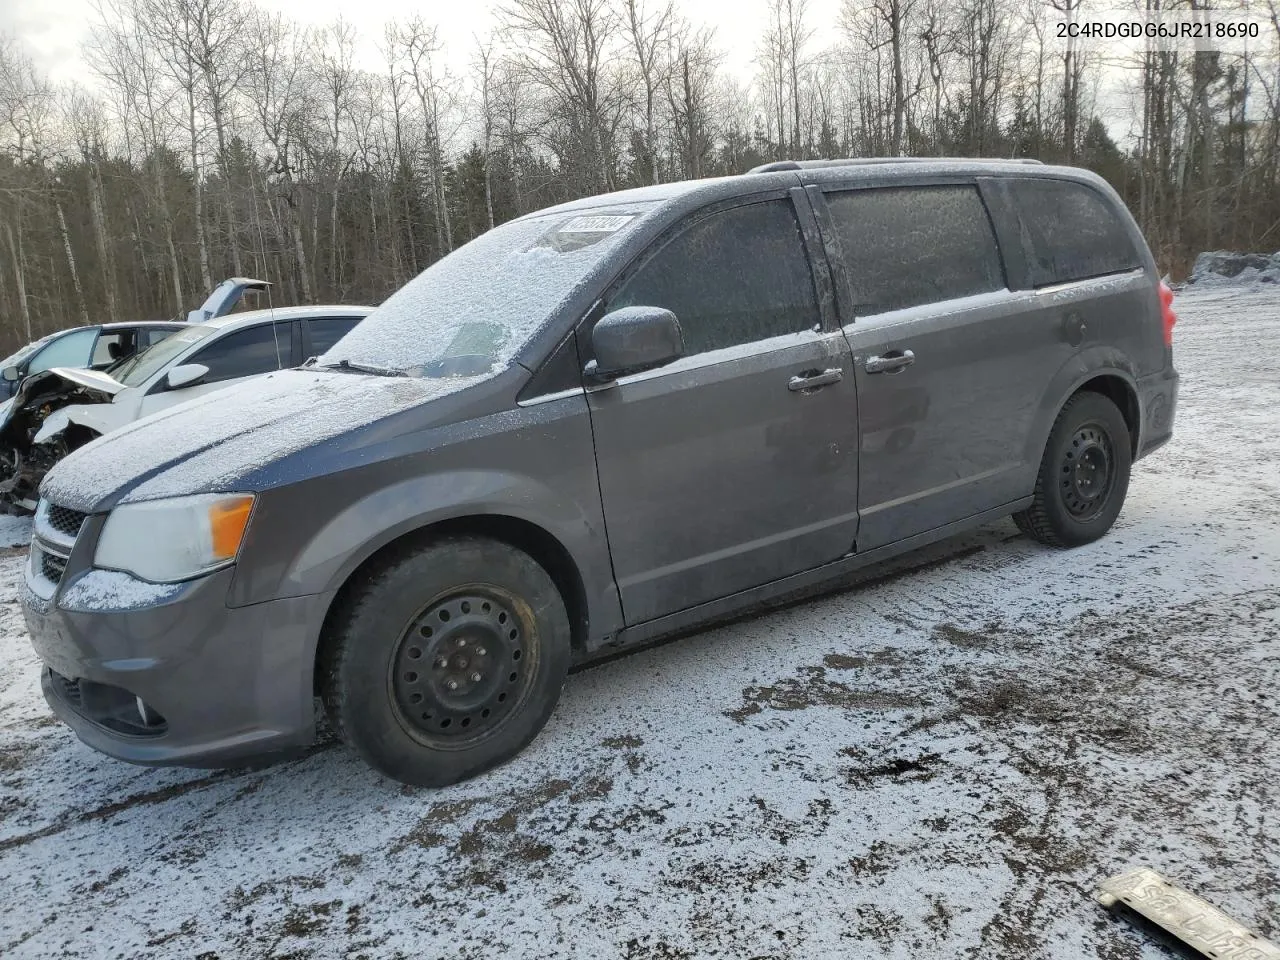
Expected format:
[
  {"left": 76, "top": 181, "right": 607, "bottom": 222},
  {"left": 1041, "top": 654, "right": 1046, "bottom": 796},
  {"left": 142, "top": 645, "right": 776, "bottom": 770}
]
[
  {"left": 319, "top": 536, "right": 571, "bottom": 787},
  {"left": 1014, "top": 391, "right": 1132, "bottom": 548}
]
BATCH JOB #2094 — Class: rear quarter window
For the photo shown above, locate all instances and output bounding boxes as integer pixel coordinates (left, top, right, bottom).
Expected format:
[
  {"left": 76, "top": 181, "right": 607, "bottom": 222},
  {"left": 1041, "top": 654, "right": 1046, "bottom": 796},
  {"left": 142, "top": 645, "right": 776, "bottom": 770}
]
[
  {"left": 306, "top": 316, "right": 361, "bottom": 356},
  {"left": 1007, "top": 179, "right": 1140, "bottom": 287}
]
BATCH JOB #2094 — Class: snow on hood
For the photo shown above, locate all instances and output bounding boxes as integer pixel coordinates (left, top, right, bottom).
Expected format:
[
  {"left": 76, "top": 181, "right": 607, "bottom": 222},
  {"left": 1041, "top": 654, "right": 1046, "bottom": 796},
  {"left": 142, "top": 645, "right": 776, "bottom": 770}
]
[{"left": 40, "top": 368, "right": 481, "bottom": 510}]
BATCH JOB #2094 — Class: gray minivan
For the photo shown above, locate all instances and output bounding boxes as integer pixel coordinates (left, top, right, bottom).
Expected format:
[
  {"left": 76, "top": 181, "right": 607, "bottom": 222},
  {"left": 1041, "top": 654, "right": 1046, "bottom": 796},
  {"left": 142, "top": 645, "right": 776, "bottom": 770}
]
[{"left": 22, "top": 159, "right": 1179, "bottom": 786}]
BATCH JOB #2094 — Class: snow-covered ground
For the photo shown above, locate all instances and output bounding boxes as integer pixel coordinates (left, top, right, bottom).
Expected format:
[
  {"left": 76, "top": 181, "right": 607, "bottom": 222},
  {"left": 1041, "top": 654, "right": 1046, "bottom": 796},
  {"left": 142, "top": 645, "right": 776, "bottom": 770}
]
[{"left": 1, "top": 286, "right": 1278, "bottom": 959}]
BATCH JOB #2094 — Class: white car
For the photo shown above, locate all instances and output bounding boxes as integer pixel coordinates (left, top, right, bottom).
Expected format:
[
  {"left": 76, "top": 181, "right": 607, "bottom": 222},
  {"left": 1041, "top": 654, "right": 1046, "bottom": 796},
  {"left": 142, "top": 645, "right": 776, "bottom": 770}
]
[
  {"left": 0, "top": 304, "right": 371, "bottom": 510},
  {"left": 36, "top": 305, "right": 373, "bottom": 442}
]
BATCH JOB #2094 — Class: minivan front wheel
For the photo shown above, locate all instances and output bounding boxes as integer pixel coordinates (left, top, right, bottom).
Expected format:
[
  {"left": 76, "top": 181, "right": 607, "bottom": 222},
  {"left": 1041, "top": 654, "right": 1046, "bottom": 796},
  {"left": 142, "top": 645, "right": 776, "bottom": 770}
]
[
  {"left": 320, "top": 536, "right": 571, "bottom": 786},
  {"left": 1015, "top": 391, "right": 1132, "bottom": 548}
]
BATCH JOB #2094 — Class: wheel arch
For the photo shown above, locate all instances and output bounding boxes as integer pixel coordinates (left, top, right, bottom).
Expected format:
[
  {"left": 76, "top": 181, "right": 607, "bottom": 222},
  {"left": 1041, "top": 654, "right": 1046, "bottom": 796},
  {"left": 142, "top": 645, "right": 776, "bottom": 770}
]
[
  {"left": 1072, "top": 373, "right": 1140, "bottom": 458},
  {"left": 313, "top": 512, "right": 592, "bottom": 694},
  {"left": 1028, "top": 350, "right": 1143, "bottom": 471}
]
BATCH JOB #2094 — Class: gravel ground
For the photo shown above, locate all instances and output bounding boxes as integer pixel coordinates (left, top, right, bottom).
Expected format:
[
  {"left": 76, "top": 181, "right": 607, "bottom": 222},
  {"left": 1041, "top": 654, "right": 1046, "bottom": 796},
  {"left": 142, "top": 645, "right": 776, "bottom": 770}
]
[{"left": 1, "top": 285, "right": 1277, "bottom": 960}]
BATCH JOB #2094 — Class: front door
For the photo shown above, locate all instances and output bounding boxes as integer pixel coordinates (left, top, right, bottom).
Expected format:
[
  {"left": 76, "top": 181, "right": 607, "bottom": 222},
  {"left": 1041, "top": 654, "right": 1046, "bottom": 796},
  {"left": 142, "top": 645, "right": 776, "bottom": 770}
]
[
  {"left": 586, "top": 196, "right": 861, "bottom": 626},
  {"left": 140, "top": 321, "right": 296, "bottom": 418},
  {"left": 817, "top": 182, "right": 1072, "bottom": 549}
]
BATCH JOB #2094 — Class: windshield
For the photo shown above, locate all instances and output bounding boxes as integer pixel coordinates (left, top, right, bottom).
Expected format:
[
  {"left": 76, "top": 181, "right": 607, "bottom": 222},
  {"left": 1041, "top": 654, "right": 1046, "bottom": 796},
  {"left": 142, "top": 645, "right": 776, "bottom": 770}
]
[
  {"left": 320, "top": 205, "right": 656, "bottom": 375},
  {"left": 110, "top": 325, "right": 215, "bottom": 387}
]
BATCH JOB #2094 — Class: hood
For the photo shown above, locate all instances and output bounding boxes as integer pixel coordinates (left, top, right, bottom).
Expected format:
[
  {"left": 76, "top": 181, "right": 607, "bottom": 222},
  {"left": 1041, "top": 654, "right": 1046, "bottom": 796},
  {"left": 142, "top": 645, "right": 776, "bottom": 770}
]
[
  {"left": 40, "top": 367, "right": 488, "bottom": 511},
  {"left": 187, "top": 277, "right": 271, "bottom": 324},
  {"left": 45, "top": 367, "right": 126, "bottom": 397},
  {"left": 0, "top": 367, "right": 120, "bottom": 434}
]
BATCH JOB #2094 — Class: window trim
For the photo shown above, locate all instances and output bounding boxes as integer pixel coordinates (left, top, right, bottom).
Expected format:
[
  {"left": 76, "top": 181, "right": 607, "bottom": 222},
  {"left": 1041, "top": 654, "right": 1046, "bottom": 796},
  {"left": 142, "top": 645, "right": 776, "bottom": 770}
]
[
  {"left": 608, "top": 327, "right": 848, "bottom": 389},
  {"left": 574, "top": 190, "right": 834, "bottom": 368},
  {"left": 810, "top": 179, "right": 1009, "bottom": 324},
  {"left": 146, "top": 320, "right": 295, "bottom": 394}
]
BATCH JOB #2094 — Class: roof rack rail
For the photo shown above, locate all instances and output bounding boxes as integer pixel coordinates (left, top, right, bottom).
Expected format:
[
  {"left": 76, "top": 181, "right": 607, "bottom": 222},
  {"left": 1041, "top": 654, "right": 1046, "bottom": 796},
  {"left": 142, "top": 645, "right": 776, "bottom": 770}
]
[{"left": 747, "top": 157, "right": 1044, "bottom": 174}]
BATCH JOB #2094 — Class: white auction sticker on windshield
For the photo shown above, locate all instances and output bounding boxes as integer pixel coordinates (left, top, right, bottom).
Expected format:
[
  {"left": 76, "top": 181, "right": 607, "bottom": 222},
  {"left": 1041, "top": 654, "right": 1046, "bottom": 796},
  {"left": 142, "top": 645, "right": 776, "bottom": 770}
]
[{"left": 558, "top": 215, "right": 636, "bottom": 234}]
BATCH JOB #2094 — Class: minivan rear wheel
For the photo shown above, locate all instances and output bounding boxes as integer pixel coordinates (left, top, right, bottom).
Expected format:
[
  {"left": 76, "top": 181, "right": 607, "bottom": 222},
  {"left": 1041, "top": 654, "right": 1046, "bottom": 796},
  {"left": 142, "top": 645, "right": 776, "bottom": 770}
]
[
  {"left": 1014, "top": 391, "right": 1132, "bottom": 548},
  {"left": 320, "top": 536, "right": 571, "bottom": 786}
]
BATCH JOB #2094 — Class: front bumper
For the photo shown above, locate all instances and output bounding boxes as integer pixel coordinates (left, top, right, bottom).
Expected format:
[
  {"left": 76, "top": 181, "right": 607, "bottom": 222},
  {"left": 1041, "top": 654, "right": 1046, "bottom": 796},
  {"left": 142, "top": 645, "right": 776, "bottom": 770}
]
[
  {"left": 23, "top": 564, "right": 333, "bottom": 767},
  {"left": 1136, "top": 366, "right": 1178, "bottom": 459}
]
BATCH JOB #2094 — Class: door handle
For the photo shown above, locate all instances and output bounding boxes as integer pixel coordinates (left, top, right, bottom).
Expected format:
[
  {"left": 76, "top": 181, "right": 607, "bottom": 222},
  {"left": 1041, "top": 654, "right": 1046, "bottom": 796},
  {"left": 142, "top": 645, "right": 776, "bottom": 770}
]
[
  {"left": 864, "top": 349, "right": 915, "bottom": 374},
  {"left": 787, "top": 367, "right": 844, "bottom": 392}
]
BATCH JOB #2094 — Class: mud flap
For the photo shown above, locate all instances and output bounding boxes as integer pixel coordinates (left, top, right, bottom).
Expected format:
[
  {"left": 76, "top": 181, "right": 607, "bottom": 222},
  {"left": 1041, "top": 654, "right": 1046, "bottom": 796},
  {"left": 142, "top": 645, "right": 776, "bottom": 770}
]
[{"left": 1095, "top": 867, "right": 1280, "bottom": 959}]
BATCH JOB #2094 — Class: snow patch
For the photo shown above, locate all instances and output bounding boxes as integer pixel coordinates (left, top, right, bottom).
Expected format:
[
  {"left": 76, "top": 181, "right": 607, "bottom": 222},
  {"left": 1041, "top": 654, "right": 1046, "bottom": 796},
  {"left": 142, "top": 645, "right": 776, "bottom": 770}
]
[
  {"left": 1187, "top": 250, "right": 1280, "bottom": 287},
  {"left": 0, "top": 513, "right": 32, "bottom": 548},
  {"left": 59, "top": 569, "right": 183, "bottom": 611}
]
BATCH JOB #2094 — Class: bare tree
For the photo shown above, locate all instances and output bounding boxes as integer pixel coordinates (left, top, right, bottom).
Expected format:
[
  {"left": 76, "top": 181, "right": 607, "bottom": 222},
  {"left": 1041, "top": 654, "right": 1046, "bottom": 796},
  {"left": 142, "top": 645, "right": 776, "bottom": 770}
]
[
  {"left": 917, "top": 0, "right": 956, "bottom": 152},
  {"left": 623, "top": 0, "right": 676, "bottom": 184},
  {"left": 473, "top": 40, "right": 500, "bottom": 229},
  {"left": 311, "top": 19, "right": 359, "bottom": 294},
  {"left": 1047, "top": 0, "right": 1085, "bottom": 160},
  {"left": 0, "top": 34, "right": 52, "bottom": 339},
  {"left": 499, "top": 0, "right": 623, "bottom": 194},
  {"left": 186, "top": 0, "right": 250, "bottom": 275},
  {"left": 244, "top": 10, "right": 313, "bottom": 300},
  {"left": 666, "top": 22, "right": 720, "bottom": 178},
  {"left": 388, "top": 16, "right": 455, "bottom": 256},
  {"left": 65, "top": 88, "right": 120, "bottom": 322}
]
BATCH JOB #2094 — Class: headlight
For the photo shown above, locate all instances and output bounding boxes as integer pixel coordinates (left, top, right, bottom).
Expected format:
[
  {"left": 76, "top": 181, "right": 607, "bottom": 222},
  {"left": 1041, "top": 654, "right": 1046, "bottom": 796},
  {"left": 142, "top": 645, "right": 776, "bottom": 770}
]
[{"left": 95, "top": 493, "right": 255, "bottom": 583}]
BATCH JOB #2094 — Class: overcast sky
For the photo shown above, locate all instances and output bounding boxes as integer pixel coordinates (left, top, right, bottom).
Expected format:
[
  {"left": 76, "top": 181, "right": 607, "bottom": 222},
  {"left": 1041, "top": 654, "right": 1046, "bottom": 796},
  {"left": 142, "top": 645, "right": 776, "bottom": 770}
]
[
  {"left": 3, "top": 0, "right": 843, "bottom": 91},
  {"left": 6, "top": 0, "right": 1184, "bottom": 148}
]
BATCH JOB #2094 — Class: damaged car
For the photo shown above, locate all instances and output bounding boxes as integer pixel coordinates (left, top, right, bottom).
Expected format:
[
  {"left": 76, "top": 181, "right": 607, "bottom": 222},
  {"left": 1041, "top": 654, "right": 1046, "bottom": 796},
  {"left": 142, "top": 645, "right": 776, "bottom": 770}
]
[
  {"left": 0, "top": 322, "right": 186, "bottom": 400},
  {"left": 0, "top": 302, "right": 371, "bottom": 511},
  {"left": 0, "top": 276, "right": 274, "bottom": 402}
]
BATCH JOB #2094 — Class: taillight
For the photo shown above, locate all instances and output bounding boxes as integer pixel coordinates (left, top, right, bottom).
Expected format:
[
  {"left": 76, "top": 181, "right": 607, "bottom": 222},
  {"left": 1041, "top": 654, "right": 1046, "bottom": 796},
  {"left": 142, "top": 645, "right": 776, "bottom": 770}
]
[{"left": 1159, "top": 281, "right": 1177, "bottom": 346}]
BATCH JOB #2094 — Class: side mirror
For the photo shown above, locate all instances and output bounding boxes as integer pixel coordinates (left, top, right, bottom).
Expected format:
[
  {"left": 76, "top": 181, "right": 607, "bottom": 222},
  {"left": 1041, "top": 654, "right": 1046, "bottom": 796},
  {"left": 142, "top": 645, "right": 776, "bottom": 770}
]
[
  {"left": 1, "top": 366, "right": 19, "bottom": 383},
  {"left": 584, "top": 306, "right": 683, "bottom": 384},
  {"left": 165, "top": 363, "right": 209, "bottom": 390}
]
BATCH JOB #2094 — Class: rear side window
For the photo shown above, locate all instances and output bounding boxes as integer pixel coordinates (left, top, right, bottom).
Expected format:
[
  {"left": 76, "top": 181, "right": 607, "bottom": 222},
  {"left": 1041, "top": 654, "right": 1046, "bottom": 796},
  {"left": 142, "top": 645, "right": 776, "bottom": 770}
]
[
  {"left": 608, "top": 199, "right": 820, "bottom": 357},
  {"left": 306, "top": 316, "right": 361, "bottom": 356},
  {"left": 1007, "top": 179, "right": 1139, "bottom": 287},
  {"left": 186, "top": 323, "right": 290, "bottom": 385},
  {"left": 825, "top": 186, "right": 1004, "bottom": 315},
  {"left": 92, "top": 331, "right": 136, "bottom": 365}
]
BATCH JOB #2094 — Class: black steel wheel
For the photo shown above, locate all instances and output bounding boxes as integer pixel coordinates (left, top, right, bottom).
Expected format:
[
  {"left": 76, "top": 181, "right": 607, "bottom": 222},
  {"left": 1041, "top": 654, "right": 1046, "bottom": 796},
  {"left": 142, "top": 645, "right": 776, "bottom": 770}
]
[
  {"left": 1015, "top": 391, "right": 1132, "bottom": 548},
  {"left": 320, "top": 536, "right": 571, "bottom": 787},
  {"left": 390, "top": 589, "right": 535, "bottom": 745},
  {"left": 1059, "top": 422, "right": 1115, "bottom": 521}
]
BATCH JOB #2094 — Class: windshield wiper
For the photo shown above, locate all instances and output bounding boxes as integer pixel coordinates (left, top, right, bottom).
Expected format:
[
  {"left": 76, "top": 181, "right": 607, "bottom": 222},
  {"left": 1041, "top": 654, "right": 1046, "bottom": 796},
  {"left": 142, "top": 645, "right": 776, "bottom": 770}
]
[{"left": 316, "top": 358, "right": 407, "bottom": 377}]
